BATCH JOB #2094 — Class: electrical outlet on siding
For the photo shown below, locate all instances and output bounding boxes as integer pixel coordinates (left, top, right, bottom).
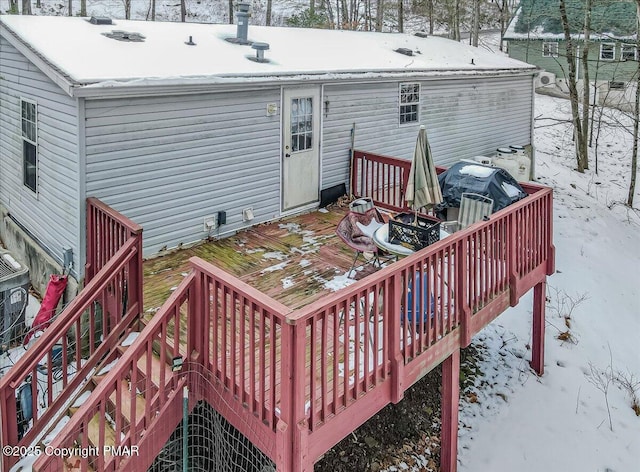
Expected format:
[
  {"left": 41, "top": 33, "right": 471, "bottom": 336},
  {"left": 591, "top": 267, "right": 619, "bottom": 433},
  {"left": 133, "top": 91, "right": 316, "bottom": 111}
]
[
  {"left": 242, "top": 208, "right": 254, "bottom": 222},
  {"left": 203, "top": 215, "right": 217, "bottom": 232}
]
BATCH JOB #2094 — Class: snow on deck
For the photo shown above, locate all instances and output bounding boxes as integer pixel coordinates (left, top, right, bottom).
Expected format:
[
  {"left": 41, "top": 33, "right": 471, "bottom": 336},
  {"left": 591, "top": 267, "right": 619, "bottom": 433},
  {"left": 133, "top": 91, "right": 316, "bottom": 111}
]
[{"left": 0, "top": 15, "right": 535, "bottom": 87}]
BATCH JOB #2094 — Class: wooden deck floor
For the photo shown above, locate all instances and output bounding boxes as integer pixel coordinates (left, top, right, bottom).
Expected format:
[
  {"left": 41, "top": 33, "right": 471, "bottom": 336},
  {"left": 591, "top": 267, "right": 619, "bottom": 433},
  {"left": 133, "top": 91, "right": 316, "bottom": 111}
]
[{"left": 143, "top": 205, "right": 386, "bottom": 315}]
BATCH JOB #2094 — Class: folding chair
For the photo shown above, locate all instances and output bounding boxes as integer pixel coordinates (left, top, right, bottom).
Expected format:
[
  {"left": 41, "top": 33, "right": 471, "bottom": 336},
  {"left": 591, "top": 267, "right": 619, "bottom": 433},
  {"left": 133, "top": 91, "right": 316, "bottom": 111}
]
[
  {"left": 451, "top": 192, "right": 494, "bottom": 232},
  {"left": 335, "top": 208, "right": 389, "bottom": 277}
]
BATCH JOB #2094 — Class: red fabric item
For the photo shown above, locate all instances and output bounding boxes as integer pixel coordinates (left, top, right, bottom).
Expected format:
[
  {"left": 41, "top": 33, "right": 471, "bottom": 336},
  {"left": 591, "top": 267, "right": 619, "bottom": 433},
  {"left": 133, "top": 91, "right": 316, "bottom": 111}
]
[{"left": 23, "top": 274, "right": 68, "bottom": 345}]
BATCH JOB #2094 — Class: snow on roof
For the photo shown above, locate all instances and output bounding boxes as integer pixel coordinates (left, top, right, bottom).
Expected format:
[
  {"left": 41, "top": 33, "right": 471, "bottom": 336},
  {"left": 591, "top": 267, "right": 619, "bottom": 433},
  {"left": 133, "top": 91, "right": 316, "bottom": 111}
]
[
  {"left": 0, "top": 15, "right": 535, "bottom": 90},
  {"left": 504, "top": 7, "right": 638, "bottom": 41}
]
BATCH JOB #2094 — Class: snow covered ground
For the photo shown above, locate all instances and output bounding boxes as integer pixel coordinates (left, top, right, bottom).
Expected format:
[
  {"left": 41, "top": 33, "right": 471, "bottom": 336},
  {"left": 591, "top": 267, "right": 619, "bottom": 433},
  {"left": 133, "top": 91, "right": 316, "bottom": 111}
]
[{"left": 455, "top": 94, "right": 640, "bottom": 472}]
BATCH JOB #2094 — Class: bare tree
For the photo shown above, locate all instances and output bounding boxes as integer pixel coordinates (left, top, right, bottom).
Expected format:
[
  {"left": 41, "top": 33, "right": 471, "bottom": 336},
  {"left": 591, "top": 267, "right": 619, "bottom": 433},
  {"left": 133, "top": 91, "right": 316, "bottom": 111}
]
[
  {"left": 398, "top": 0, "right": 404, "bottom": 32},
  {"left": 22, "top": 0, "right": 32, "bottom": 14},
  {"left": 629, "top": 0, "right": 640, "bottom": 207},
  {"left": 229, "top": 0, "right": 234, "bottom": 24},
  {"left": 376, "top": 0, "right": 383, "bottom": 31},
  {"left": 495, "top": 0, "right": 510, "bottom": 51},
  {"left": 180, "top": 0, "right": 186, "bottom": 21},
  {"left": 123, "top": 0, "right": 131, "bottom": 19},
  {"left": 67, "top": 0, "right": 71, "bottom": 16},
  {"left": 80, "top": 0, "right": 86, "bottom": 16},
  {"left": 559, "top": 0, "right": 589, "bottom": 172},
  {"left": 471, "top": 0, "right": 480, "bottom": 47},
  {"left": 9, "top": 0, "right": 18, "bottom": 14},
  {"left": 579, "top": 0, "right": 592, "bottom": 170}
]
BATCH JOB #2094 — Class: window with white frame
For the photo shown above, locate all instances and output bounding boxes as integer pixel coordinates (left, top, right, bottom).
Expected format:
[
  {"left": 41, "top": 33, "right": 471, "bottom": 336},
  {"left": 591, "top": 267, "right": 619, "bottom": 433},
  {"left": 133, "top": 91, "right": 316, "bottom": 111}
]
[
  {"left": 600, "top": 43, "right": 615, "bottom": 61},
  {"left": 20, "top": 99, "right": 37, "bottom": 193},
  {"left": 621, "top": 43, "right": 637, "bottom": 61},
  {"left": 399, "top": 83, "right": 420, "bottom": 125},
  {"left": 542, "top": 42, "right": 559, "bottom": 57}
]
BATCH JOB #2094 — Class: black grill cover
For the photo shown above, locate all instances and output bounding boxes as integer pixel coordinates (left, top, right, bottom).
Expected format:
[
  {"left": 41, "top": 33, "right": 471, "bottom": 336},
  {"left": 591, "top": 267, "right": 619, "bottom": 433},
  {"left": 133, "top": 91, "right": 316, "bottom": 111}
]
[{"left": 436, "top": 161, "right": 527, "bottom": 214}]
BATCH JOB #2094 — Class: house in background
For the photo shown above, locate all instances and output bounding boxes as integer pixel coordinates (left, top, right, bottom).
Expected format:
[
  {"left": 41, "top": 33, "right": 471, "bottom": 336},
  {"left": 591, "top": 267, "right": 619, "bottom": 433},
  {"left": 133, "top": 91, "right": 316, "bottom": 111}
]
[
  {"left": 504, "top": 0, "right": 637, "bottom": 108},
  {"left": 1, "top": 13, "right": 537, "bottom": 293}
]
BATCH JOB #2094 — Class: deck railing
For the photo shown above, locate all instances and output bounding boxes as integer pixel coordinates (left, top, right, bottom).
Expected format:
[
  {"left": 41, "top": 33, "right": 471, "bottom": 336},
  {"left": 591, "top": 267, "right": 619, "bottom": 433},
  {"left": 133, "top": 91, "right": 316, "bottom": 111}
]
[
  {"left": 34, "top": 274, "right": 193, "bottom": 472},
  {"left": 174, "top": 156, "right": 553, "bottom": 471},
  {"left": 9, "top": 152, "right": 553, "bottom": 472},
  {"left": 350, "top": 150, "right": 446, "bottom": 212},
  {"left": 85, "top": 197, "right": 143, "bottom": 283},
  {"left": 0, "top": 200, "right": 143, "bottom": 472}
]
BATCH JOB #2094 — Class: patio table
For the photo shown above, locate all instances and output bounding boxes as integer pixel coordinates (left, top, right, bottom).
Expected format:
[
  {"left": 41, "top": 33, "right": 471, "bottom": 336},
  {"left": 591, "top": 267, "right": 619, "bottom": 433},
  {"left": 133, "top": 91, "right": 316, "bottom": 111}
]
[{"left": 372, "top": 223, "right": 450, "bottom": 258}]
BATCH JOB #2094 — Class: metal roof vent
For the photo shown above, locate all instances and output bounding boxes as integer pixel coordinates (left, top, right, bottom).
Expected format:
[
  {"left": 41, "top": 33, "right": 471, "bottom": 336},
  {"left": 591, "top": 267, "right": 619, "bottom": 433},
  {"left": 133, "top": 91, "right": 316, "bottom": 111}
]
[
  {"left": 248, "top": 42, "right": 270, "bottom": 63},
  {"left": 103, "top": 30, "right": 146, "bottom": 42},
  {"left": 89, "top": 16, "right": 113, "bottom": 25},
  {"left": 225, "top": 2, "right": 252, "bottom": 45},
  {"left": 395, "top": 48, "right": 413, "bottom": 57}
]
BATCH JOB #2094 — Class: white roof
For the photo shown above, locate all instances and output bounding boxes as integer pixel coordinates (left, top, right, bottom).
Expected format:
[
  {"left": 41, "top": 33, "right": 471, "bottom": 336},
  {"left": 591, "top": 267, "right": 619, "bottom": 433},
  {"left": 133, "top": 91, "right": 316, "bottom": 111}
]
[
  {"left": 1, "top": 15, "right": 535, "bottom": 93},
  {"left": 504, "top": 7, "right": 637, "bottom": 41}
]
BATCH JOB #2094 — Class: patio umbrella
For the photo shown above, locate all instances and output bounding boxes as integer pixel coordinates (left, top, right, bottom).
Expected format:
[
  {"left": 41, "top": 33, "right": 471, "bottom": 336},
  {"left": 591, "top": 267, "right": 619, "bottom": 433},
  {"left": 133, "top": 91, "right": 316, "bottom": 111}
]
[{"left": 405, "top": 125, "right": 443, "bottom": 221}]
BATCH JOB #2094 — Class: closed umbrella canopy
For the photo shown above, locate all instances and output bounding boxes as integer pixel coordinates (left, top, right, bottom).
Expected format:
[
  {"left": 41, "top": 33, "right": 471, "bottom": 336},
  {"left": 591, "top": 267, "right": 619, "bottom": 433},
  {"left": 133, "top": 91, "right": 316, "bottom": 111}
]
[{"left": 405, "top": 125, "right": 443, "bottom": 212}]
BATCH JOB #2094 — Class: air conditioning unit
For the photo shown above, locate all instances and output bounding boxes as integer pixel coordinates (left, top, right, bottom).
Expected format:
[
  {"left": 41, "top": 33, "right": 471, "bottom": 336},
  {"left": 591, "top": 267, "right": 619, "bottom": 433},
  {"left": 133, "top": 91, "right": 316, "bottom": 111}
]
[
  {"left": 535, "top": 71, "right": 556, "bottom": 88},
  {"left": 0, "top": 249, "right": 29, "bottom": 348}
]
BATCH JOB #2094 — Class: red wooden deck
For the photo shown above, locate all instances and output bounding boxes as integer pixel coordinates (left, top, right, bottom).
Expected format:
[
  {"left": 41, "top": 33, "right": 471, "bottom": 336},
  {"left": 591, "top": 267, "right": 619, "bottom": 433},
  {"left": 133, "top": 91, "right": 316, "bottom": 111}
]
[{"left": 0, "top": 151, "right": 554, "bottom": 472}]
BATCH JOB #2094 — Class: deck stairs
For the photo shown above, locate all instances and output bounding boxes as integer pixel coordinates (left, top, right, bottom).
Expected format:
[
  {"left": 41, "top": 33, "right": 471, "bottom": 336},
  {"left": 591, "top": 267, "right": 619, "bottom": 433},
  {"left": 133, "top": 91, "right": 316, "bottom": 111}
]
[{"left": 4, "top": 313, "right": 177, "bottom": 472}]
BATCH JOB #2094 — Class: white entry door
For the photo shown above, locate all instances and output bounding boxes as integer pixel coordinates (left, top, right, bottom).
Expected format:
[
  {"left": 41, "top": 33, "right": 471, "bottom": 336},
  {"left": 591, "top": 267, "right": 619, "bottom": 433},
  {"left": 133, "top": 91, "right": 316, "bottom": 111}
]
[{"left": 282, "top": 87, "right": 321, "bottom": 211}]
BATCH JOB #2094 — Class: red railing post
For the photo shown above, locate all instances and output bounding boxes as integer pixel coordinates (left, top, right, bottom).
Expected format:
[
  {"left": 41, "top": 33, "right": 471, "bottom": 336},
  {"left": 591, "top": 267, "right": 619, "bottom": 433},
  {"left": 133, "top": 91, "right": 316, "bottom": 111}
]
[
  {"left": 1, "top": 387, "right": 18, "bottom": 471},
  {"left": 441, "top": 348, "right": 460, "bottom": 472},
  {"left": 276, "top": 321, "right": 295, "bottom": 472},
  {"left": 545, "top": 192, "right": 556, "bottom": 276},
  {"left": 388, "top": 274, "right": 405, "bottom": 403},
  {"left": 507, "top": 211, "right": 519, "bottom": 307},
  {"left": 291, "top": 321, "right": 311, "bottom": 472},
  {"left": 457, "top": 237, "right": 472, "bottom": 347},
  {"left": 85, "top": 200, "right": 95, "bottom": 281},
  {"left": 531, "top": 280, "right": 546, "bottom": 376}
]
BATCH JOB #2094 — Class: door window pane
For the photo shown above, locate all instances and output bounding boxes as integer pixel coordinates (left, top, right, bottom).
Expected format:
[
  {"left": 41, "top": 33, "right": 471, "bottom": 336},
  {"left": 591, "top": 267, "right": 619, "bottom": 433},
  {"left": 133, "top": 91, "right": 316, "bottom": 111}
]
[{"left": 290, "top": 97, "right": 313, "bottom": 153}]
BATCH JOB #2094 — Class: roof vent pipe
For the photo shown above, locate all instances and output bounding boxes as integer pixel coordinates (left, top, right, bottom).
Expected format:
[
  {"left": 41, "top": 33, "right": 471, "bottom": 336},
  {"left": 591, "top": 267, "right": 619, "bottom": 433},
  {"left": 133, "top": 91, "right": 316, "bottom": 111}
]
[{"left": 236, "top": 2, "right": 251, "bottom": 44}]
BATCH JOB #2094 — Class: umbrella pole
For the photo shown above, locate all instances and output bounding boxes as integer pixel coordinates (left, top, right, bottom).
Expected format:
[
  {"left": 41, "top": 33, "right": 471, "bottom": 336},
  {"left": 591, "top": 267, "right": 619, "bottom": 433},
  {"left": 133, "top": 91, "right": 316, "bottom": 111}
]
[{"left": 349, "top": 122, "right": 356, "bottom": 198}]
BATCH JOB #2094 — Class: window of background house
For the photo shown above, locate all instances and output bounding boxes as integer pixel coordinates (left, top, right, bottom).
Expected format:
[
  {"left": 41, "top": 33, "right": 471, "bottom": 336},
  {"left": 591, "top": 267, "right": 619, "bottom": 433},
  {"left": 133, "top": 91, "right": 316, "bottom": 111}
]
[
  {"left": 542, "top": 42, "right": 559, "bottom": 57},
  {"left": 600, "top": 43, "right": 615, "bottom": 61},
  {"left": 621, "top": 44, "right": 637, "bottom": 61},
  {"left": 399, "top": 83, "right": 420, "bottom": 125},
  {"left": 609, "top": 81, "right": 625, "bottom": 90},
  {"left": 20, "top": 99, "right": 37, "bottom": 193}
]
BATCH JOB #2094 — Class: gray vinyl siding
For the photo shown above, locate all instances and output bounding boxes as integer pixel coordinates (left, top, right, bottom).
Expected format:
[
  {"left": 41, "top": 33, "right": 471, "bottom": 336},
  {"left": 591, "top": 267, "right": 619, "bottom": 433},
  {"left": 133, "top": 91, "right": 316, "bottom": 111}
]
[
  {"left": 0, "top": 37, "right": 80, "bottom": 270},
  {"left": 84, "top": 90, "right": 282, "bottom": 256},
  {"left": 321, "top": 77, "right": 533, "bottom": 191}
]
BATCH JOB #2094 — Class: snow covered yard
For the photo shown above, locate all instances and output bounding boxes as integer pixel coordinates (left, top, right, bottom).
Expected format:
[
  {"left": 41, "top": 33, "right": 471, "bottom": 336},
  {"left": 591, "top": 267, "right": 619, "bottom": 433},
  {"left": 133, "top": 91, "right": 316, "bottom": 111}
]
[{"left": 456, "top": 93, "right": 640, "bottom": 472}]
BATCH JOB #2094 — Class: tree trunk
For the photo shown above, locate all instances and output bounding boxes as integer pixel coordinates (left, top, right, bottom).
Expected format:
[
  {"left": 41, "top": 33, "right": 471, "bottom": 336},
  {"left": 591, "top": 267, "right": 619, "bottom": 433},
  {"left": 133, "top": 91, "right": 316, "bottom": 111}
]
[
  {"left": 579, "top": 0, "right": 592, "bottom": 171},
  {"left": 376, "top": 0, "right": 383, "bottom": 31},
  {"left": 124, "top": 0, "right": 131, "bottom": 19},
  {"left": 229, "top": 0, "right": 234, "bottom": 24},
  {"left": 310, "top": 0, "right": 315, "bottom": 16},
  {"left": 266, "top": 0, "right": 272, "bottom": 25},
  {"left": 67, "top": 0, "right": 71, "bottom": 16},
  {"left": 151, "top": 0, "right": 156, "bottom": 21},
  {"left": 453, "top": 0, "right": 461, "bottom": 41},
  {"left": 428, "top": 0, "right": 434, "bottom": 34},
  {"left": 628, "top": 1, "right": 640, "bottom": 207},
  {"left": 559, "top": 0, "right": 587, "bottom": 172},
  {"left": 499, "top": 0, "right": 509, "bottom": 51},
  {"left": 398, "top": 0, "right": 404, "bottom": 33},
  {"left": 80, "top": 0, "right": 86, "bottom": 16},
  {"left": 472, "top": 0, "right": 480, "bottom": 47},
  {"left": 22, "top": 0, "right": 32, "bottom": 14}
]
